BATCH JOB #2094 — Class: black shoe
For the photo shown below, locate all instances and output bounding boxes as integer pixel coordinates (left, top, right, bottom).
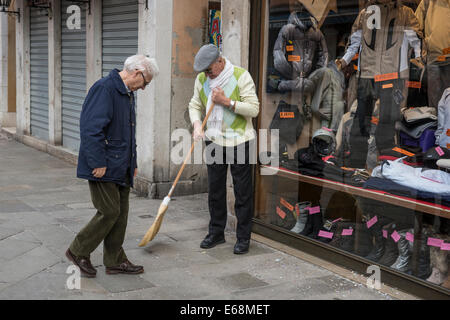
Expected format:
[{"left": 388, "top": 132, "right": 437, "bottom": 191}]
[
  {"left": 65, "top": 248, "right": 97, "bottom": 278},
  {"left": 233, "top": 239, "right": 250, "bottom": 254},
  {"left": 200, "top": 234, "right": 225, "bottom": 249}
]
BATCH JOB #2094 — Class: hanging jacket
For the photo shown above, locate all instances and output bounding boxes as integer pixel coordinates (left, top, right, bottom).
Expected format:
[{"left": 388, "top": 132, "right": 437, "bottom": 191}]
[
  {"left": 435, "top": 87, "right": 450, "bottom": 149},
  {"left": 273, "top": 11, "right": 328, "bottom": 88},
  {"left": 415, "top": 0, "right": 450, "bottom": 64},
  {"left": 342, "top": 0, "right": 422, "bottom": 80},
  {"left": 303, "top": 62, "right": 345, "bottom": 131}
]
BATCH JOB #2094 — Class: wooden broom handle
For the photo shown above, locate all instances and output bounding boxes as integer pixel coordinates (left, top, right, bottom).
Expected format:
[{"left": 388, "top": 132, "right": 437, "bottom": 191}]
[{"left": 168, "top": 103, "right": 216, "bottom": 198}]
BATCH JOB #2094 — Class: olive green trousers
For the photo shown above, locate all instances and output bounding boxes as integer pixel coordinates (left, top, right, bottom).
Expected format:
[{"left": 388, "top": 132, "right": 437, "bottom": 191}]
[{"left": 69, "top": 180, "right": 130, "bottom": 267}]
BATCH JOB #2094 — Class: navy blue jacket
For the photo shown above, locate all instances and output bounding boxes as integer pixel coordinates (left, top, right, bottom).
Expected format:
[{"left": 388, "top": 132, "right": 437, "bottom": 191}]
[{"left": 77, "top": 69, "right": 137, "bottom": 187}]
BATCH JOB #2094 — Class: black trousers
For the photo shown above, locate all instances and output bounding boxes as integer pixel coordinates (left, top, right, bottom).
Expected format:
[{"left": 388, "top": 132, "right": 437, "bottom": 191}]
[
  {"left": 205, "top": 140, "right": 253, "bottom": 240},
  {"left": 347, "top": 78, "right": 403, "bottom": 168}
]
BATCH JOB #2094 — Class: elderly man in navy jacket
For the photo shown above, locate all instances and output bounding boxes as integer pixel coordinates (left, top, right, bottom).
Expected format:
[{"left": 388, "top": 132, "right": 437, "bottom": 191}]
[{"left": 66, "top": 55, "right": 159, "bottom": 277}]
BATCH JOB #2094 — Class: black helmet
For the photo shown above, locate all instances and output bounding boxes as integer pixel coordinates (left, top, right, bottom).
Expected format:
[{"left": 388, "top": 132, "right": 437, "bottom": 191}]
[{"left": 312, "top": 128, "right": 336, "bottom": 157}]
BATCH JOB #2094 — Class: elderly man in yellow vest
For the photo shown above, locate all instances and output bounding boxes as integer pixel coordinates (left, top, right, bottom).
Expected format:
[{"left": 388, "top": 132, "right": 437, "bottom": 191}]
[{"left": 188, "top": 44, "right": 260, "bottom": 254}]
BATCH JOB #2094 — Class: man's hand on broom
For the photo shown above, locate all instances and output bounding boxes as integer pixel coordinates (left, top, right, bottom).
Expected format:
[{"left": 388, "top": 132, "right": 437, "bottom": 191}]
[{"left": 193, "top": 120, "right": 205, "bottom": 141}]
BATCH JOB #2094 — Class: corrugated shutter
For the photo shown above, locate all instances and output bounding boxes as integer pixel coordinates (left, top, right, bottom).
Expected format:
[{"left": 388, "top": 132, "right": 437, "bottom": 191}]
[
  {"left": 30, "top": 8, "right": 49, "bottom": 141},
  {"left": 61, "top": 0, "right": 86, "bottom": 152},
  {"left": 102, "top": 0, "right": 138, "bottom": 77}
]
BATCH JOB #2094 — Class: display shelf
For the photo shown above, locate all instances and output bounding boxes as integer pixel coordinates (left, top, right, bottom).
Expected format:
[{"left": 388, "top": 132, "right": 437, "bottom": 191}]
[{"left": 260, "top": 165, "right": 450, "bottom": 219}]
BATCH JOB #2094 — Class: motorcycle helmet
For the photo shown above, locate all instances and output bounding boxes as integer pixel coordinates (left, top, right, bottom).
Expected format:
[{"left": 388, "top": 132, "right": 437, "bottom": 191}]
[{"left": 312, "top": 127, "right": 336, "bottom": 157}]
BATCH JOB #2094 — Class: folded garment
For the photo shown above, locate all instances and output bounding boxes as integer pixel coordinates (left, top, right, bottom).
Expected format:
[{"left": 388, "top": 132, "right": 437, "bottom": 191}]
[
  {"left": 395, "top": 120, "right": 437, "bottom": 139},
  {"left": 373, "top": 159, "right": 450, "bottom": 195},
  {"left": 403, "top": 107, "right": 437, "bottom": 123},
  {"left": 364, "top": 177, "right": 450, "bottom": 207},
  {"left": 378, "top": 147, "right": 423, "bottom": 166},
  {"left": 399, "top": 128, "right": 436, "bottom": 153}
]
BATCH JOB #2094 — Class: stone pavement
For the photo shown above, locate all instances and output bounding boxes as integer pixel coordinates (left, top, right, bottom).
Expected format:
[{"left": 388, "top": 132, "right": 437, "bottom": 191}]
[{"left": 0, "top": 132, "right": 409, "bottom": 300}]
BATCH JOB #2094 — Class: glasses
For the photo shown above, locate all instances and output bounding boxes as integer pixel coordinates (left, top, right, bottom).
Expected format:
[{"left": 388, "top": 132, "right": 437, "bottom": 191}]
[
  {"left": 205, "top": 66, "right": 213, "bottom": 74},
  {"left": 140, "top": 71, "right": 149, "bottom": 87}
]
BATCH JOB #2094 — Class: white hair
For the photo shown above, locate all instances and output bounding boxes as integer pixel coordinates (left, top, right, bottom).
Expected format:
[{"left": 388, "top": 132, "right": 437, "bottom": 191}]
[{"left": 124, "top": 54, "right": 160, "bottom": 78}]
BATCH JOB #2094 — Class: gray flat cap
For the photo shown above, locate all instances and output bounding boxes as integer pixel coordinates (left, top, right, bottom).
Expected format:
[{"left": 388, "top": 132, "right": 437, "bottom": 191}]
[{"left": 194, "top": 44, "right": 220, "bottom": 72}]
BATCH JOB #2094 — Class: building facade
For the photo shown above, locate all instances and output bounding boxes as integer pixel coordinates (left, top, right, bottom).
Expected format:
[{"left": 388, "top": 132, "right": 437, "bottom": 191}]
[{"left": 1, "top": 0, "right": 449, "bottom": 299}]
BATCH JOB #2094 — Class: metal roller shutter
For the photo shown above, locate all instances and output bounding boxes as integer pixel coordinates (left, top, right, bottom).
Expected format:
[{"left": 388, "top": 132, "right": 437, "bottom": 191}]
[
  {"left": 30, "top": 8, "right": 49, "bottom": 141},
  {"left": 61, "top": 0, "right": 86, "bottom": 152},
  {"left": 102, "top": 0, "right": 138, "bottom": 77}
]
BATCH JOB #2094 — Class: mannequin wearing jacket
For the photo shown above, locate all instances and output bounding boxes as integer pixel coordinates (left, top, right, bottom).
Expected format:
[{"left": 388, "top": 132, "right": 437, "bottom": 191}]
[
  {"left": 336, "top": 0, "right": 423, "bottom": 168},
  {"left": 273, "top": 5, "right": 328, "bottom": 93},
  {"left": 415, "top": 0, "right": 450, "bottom": 108}
]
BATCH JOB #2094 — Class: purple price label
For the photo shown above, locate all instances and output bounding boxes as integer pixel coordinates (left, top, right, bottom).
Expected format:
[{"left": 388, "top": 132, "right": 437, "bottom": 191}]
[
  {"left": 427, "top": 237, "right": 443, "bottom": 247},
  {"left": 441, "top": 242, "right": 450, "bottom": 251},
  {"left": 382, "top": 230, "right": 388, "bottom": 239},
  {"left": 435, "top": 146, "right": 444, "bottom": 157},
  {"left": 406, "top": 232, "right": 414, "bottom": 242},
  {"left": 318, "top": 230, "right": 333, "bottom": 239},
  {"left": 391, "top": 230, "right": 401, "bottom": 243},
  {"left": 342, "top": 228, "right": 353, "bottom": 236},
  {"left": 366, "top": 216, "right": 378, "bottom": 229},
  {"left": 308, "top": 206, "right": 320, "bottom": 215}
]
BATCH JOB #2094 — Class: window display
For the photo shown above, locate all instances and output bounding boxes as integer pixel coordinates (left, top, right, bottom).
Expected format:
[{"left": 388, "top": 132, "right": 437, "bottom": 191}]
[{"left": 254, "top": 0, "right": 450, "bottom": 293}]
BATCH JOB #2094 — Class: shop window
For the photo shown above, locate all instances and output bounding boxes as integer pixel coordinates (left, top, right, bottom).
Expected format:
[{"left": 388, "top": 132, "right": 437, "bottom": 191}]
[{"left": 254, "top": 0, "right": 450, "bottom": 292}]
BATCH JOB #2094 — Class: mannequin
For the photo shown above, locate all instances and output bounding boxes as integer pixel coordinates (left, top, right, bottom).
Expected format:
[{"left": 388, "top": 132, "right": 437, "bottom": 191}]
[
  {"left": 336, "top": 0, "right": 423, "bottom": 168},
  {"left": 273, "top": 3, "right": 328, "bottom": 93}
]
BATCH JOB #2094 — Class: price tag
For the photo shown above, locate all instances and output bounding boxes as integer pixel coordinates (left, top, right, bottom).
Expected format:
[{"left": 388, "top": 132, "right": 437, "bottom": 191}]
[
  {"left": 280, "top": 198, "right": 294, "bottom": 211},
  {"left": 366, "top": 216, "right": 378, "bottom": 229},
  {"left": 392, "top": 147, "right": 415, "bottom": 157},
  {"left": 276, "top": 206, "right": 286, "bottom": 219},
  {"left": 308, "top": 206, "right": 320, "bottom": 215},
  {"left": 427, "top": 237, "right": 443, "bottom": 247},
  {"left": 406, "top": 81, "right": 421, "bottom": 88},
  {"left": 280, "top": 112, "right": 294, "bottom": 119},
  {"left": 342, "top": 228, "right": 353, "bottom": 236},
  {"left": 391, "top": 230, "right": 401, "bottom": 243},
  {"left": 406, "top": 232, "right": 414, "bottom": 242},
  {"left": 288, "top": 55, "right": 301, "bottom": 62},
  {"left": 441, "top": 242, "right": 450, "bottom": 251},
  {"left": 318, "top": 230, "right": 334, "bottom": 239},
  {"left": 286, "top": 45, "right": 294, "bottom": 52},
  {"left": 382, "top": 230, "right": 388, "bottom": 239},
  {"left": 374, "top": 72, "right": 398, "bottom": 82},
  {"left": 436, "top": 146, "right": 445, "bottom": 157},
  {"left": 371, "top": 117, "right": 379, "bottom": 125}
]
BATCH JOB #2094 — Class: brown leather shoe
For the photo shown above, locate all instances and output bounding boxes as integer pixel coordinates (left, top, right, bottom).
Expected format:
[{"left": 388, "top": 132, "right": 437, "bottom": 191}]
[
  {"left": 105, "top": 260, "right": 144, "bottom": 275},
  {"left": 65, "top": 249, "right": 97, "bottom": 278}
]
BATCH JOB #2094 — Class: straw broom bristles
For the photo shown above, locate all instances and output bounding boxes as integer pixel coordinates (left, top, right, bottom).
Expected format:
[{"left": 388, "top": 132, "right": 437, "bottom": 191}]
[{"left": 139, "top": 103, "right": 216, "bottom": 247}]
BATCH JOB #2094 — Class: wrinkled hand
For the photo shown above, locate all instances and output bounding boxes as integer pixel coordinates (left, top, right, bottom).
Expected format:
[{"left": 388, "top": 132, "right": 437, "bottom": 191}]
[
  {"left": 192, "top": 120, "right": 205, "bottom": 141},
  {"left": 92, "top": 167, "right": 107, "bottom": 178},
  {"left": 335, "top": 58, "right": 347, "bottom": 71},
  {"left": 211, "top": 88, "right": 231, "bottom": 107}
]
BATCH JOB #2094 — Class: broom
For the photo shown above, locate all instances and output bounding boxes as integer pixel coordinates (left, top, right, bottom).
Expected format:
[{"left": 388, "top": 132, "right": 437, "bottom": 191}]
[{"left": 138, "top": 103, "right": 216, "bottom": 246}]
